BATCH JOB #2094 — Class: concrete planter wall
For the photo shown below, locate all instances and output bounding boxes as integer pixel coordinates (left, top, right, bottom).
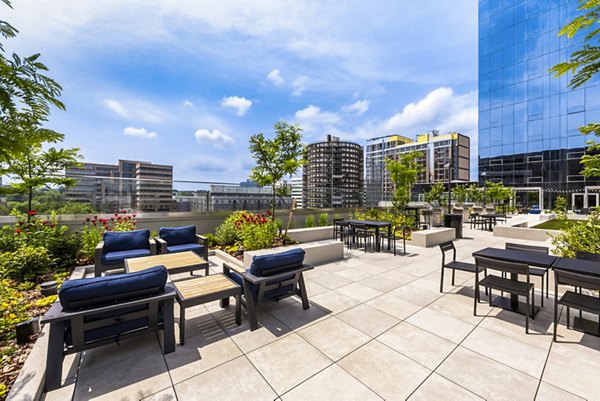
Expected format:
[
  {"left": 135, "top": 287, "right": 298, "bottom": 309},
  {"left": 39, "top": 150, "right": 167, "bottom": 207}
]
[
  {"left": 493, "top": 225, "right": 561, "bottom": 242},
  {"left": 242, "top": 240, "right": 344, "bottom": 268},
  {"left": 286, "top": 226, "right": 334, "bottom": 243},
  {"left": 409, "top": 227, "right": 455, "bottom": 247}
]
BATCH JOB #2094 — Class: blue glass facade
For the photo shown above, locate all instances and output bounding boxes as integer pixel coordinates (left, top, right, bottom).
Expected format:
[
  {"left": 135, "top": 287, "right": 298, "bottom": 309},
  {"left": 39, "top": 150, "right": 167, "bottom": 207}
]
[{"left": 479, "top": 0, "right": 600, "bottom": 207}]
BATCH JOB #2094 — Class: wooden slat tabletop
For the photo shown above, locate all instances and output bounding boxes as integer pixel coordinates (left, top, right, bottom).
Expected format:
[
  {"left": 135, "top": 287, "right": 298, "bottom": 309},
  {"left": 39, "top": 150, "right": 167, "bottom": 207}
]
[
  {"left": 174, "top": 274, "right": 239, "bottom": 300},
  {"left": 126, "top": 251, "right": 206, "bottom": 273}
]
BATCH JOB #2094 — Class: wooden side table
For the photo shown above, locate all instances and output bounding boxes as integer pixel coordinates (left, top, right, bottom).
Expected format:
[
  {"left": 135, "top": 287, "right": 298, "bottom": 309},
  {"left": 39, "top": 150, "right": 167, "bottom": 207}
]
[
  {"left": 173, "top": 274, "right": 241, "bottom": 345},
  {"left": 125, "top": 251, "right": 209, "bottom": 277}
]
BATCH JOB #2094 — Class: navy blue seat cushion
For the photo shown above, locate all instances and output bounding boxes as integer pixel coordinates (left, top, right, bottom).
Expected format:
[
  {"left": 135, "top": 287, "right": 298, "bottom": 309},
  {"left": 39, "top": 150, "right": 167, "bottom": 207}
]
[
  {"left": 103, "top": 229, "right": 150, "bottom": 253},
  {"left": 250, "top": 248, "right": 305, "bottom": 277},
  {"left": 59, "top": 265, "right": 168, "bottom": 311},
  {"left": 101, "top": 248, "right": 151, "bottom": 266},
  {"left": 159, "top": 225, "right": 196, "bottom": 246},
  {"left": 166, "top": 243, "right": 204, "bottom": 255}
]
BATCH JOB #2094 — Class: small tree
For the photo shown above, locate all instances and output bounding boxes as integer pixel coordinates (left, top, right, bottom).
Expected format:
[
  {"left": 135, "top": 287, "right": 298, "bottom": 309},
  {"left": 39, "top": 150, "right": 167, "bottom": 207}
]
[
  {"left": 249, "top": 121, "right": 304, "bottom": 220},
  {"left": 424, "top": 182, "right": 446, "bottom": 207},
  {"left": 2, "top": 144, "right": 81, "bottom": 221},
  {"left": 486, "top": 182, "right": 511, "bottom": 205},
  {"left": 466, "top": 183, "right": 484, "bottom": 203},
  {"left": 385, "top": 151, "right": 423, "bottom": 213},
  {"left": 554, "top": 196, "right": 568, "bottom": 220},
  {"left": 452, "top": 184, "right": 468, "bottom": 204}
]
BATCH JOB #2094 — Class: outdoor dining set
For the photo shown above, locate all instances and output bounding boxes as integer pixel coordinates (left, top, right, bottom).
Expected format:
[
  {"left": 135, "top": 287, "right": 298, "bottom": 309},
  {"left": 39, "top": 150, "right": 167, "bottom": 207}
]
[
  {"left": 439, "top": 240, "right": 600, "bottom": 340},
  {"left": 333, "top": 218, "right": 407, "bottom": 255}
]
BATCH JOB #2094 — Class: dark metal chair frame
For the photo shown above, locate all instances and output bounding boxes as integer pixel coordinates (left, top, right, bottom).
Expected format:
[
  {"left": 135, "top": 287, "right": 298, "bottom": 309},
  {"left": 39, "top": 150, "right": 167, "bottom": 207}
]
[
  {"left": 575, "top": 251, "right": 600, "bottom": 262},
  {"left": 41, "top": 285, "right": 176, "bottom": 391},
  {"left": 469, "top": 213, "right": 483, "bottom": 230},
  {"left": 348, "top": 222, "right": 375, "bottom": 253},
  {"left": 94, "top": 238, "right": 157, "bottom": 277},
  {"left": 378, "top": 225, "right": 407, "bottom": 256},
  {"left": 505, "top": 242, "right": 549, "bottom": 307},
  {"left": 222, "top": 261, "right": 313, "bottom": 331},
  {"left": 553, "top": 269, "right": 600, "bottom": 341},
  {"left": 439, "top": 241, "right": 486, "bottom": 294},
  {"left": 474, "top": 256, "right": 535, "bottom": 333},
  {"left": 333, "top": 218, "right": 350, "bottom": 244}
]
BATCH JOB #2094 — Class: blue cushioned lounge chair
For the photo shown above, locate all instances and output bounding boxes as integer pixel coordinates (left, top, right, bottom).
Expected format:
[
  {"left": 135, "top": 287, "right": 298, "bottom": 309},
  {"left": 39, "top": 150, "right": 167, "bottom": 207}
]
[
  {"left": 156, "top": 225, "right": 209, "bottom": 263},
  {"left": 41, "top": 266, "right": 176, "bottom": 391},
  {"left": 222, "top": 248, "right": 313, "bottom": 331},
  {"left": 94, "top": 229, "right": 156, "bottom": 277}
]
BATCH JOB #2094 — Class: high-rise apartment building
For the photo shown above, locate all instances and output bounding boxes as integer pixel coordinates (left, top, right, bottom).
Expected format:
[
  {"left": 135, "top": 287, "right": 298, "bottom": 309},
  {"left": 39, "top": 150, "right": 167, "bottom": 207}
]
[
  {"left": 66, "top": 160, "right": 174, "bottom": 212},
  {"left": 303, "top": 135, "right": 364, "bottom": 208},
  {"left": 290, "top": 176, "right": 303, "bottom": 209},
  {"left": 365, "top": 131, "right": 470, "bottom": 206},
  {"left": 479, "top": 0, "right": 600, "bottom": 209}
]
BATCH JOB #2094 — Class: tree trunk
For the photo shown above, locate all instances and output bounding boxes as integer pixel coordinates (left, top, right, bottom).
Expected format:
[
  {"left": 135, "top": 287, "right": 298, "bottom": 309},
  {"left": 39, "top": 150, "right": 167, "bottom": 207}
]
[
  {"left": 28, "top": 187, "right": 33, "bottom": 223},
  {"left": 271, "top": 187, "right": 276, "bottom": 221}
]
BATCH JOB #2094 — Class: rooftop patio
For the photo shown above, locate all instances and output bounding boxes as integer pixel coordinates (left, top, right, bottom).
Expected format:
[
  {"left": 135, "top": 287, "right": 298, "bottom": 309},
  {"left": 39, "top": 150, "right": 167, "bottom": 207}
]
[{"left": 40, "top": 225, "right": 599, "bottom": 401}]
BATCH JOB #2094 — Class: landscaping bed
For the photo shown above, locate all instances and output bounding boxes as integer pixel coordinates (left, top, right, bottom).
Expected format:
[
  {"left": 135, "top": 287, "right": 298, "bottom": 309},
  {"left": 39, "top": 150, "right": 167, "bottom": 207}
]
[{"left": 532, "top": 219, "right": 584, "bottom": 230}]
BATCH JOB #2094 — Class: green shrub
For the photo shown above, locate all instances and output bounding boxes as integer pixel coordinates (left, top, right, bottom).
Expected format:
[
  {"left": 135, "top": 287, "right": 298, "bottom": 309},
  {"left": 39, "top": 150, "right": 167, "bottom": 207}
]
[
  {"left": 0, "top": 246, "right": 53, "bottom": 282},
  {"left": 305, "top": 215, "right": 315, "bottom": 228},
  {"left": 47, "top": 233, "right": 81, "bottom": 269},
  {"left": 238, "top": 220, "right": 278, "bottom": 251},
  {"left": 553, "top": 196, "right": 567, "bottom": 220},
  {"left": 79, "top": 225, "right": 103, "bottom": 263},
  {"left": 204, "top": 233, "right": 217, "bottom": 247},
  {"left": 319, "top": 213, "right": 329, "bottom": 227},
  {"left": 0, "top": 279, "right": 28, "bottom": 341},
  {"left": 552, "top": 209, "right": 600, "bottom": 258},
  {"left": 215, "top": 220, "right": 239, "bottom": 246},
  {"left": 55, "top": 202, "right": 98, "bottom": 215}
]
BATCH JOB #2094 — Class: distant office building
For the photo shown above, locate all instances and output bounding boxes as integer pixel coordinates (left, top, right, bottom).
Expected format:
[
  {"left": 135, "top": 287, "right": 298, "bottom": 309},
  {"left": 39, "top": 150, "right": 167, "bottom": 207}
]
[
  {"left": 479, "top": 0, "right": 600, "bottom": 209},
  {"left": 173, "top": 190, "right": 209, "bottom": 212},
  {"left": 290, "top": 176, "right": 303, "bottom": 208},
  {"left": 303, "top": 135, "right": 364, "bottom": 208},
  {"left": 66, "top": 160, "right": 175, "bottom": 212},
  {"left": 209, "top": 182, "right": 291, "bottom": 212},
  {"left": 365, "top": 131, "right": 470, "bottom": 206}
]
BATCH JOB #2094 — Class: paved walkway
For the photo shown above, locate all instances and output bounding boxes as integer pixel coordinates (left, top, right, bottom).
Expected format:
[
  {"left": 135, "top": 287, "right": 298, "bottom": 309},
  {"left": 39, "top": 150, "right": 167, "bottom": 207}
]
[{"left": 45, "top": 226, "right": 600, "bottom": 401}]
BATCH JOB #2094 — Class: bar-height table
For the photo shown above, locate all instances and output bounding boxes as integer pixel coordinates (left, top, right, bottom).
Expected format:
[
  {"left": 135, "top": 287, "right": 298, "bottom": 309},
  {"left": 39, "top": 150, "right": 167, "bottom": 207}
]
[
  {"left": 472, "top": 247, "right": 557, "bottom": 315},
  {"left": 339, "top": 219, "right": 392, "bottom": 252}
]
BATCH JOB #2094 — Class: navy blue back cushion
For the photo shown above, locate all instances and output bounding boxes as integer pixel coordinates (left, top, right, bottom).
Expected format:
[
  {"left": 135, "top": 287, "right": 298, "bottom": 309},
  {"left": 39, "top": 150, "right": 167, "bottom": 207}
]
[
  {"left": 104, "top": 229, "right": 150, "bottom": 252},
  {"left": 250, "top": 248, "right": 305, "bottom": 277},
  {"left": 59, "top": 265, "right": 168, "bottom": 311},
  {"left": 159, "top": 225, "right": 196, "bottom": 246}
]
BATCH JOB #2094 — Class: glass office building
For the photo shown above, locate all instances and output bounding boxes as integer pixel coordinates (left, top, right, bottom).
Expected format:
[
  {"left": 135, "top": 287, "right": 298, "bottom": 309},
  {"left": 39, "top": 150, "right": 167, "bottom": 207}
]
[{"left": 479, "top": 0, "right": 600, "bottom": 209}]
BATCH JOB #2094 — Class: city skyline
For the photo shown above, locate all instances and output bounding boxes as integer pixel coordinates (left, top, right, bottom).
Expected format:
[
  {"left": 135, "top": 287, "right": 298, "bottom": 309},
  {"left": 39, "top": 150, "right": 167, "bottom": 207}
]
[{"left": 4, "top": 0, "right": 478, "bottom": 183}]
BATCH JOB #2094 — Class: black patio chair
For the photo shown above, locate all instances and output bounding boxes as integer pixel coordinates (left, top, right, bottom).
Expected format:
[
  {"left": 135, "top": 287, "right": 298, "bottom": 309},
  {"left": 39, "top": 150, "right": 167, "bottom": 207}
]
[
  {"left": 439, "top": 241, "right": 486, "bottom": 294},
  {"left": 505, "top": 243, "right": 549, "bottom": 307},
  {"left": 379, "top": 225, "right": 406, "bottom": 256},
  {"left": 333, "top": 218, "right": 350, "bottom": 244},
  {"left": 553, "top": 269, "right": 600, "bottom": 342},
  {"left": 469, "top": 213, "right": 483, "bottom": 230},
  {"left": 474, "top": 256, "right": 535, "bottom": 333},
  {"left": 349, "top": 223, "right": 375, "bottom": 253}
]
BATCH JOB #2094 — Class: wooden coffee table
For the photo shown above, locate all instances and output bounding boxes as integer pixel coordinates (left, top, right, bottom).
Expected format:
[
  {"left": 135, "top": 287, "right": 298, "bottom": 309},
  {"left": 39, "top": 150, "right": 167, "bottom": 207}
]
[
  {"left": 173, "top": 274, "right": 241, "bottom": 345},
  {"left": 125, "top": 251, "right": 209, "bottom": 277}
]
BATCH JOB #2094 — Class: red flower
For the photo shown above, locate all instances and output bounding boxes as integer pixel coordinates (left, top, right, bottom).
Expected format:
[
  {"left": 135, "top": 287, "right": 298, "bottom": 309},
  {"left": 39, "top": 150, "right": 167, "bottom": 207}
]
[
  {"left": 114, "top": 212, "right": 119, "bottom": 216},
  {"left": 110, "top": 217, "right": 115, "bottom": 221},
  {"left": 91, "top": 219, "right": 97, "bottom": 224},
  {"left": 132, "top": 221, "right": 137, "bottom": 225},
  {"left": 86, "top": 217, "right": 90, "bottom": 222},
  {"left": 27, "top": 210, "right": 37, "bottom": 216},
  {"left": 266, "top": 210, "right": 271, "bottom": 215},
  {"left": 93, "top": 215, "right": 98, "bottom": 219},
  {"left": 15, "top": 229, "right": 22, "bottom": 234},
  {"left": 50, "top": 224, "right": 56, "bottom": 228},
  {"left": 132, "top": 214, "right": 137, "bottom": 218},
  {"left": 121, "top": 210, "right": 127, "bottom": 214},
  {"left": 17, "top": 221, "right": 24, "bottom": 226},
  {"left": 42, "top": 220, "right": 48, "bottom": 225}
]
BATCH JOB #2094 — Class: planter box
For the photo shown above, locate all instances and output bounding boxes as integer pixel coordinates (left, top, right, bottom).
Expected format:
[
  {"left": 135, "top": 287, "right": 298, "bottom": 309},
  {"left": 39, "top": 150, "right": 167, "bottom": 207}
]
[
  {"left": 410, "top": 227, "right": 455, "bottom": 248},
  {"left": 240, "top": 240, "right": 344, "bottom": 269},
  {"left": 493, "top": 225, "right": 560, "bottom": 242},
  {"left": 287, "top": 226, "right": 334, "bottom": 243}
]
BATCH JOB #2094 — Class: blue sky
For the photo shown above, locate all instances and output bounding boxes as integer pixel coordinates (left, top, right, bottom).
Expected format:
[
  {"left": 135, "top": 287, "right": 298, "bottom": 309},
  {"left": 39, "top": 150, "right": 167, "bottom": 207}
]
[{"left": 6, "top": 0, "right": 478, "bottom": 186}]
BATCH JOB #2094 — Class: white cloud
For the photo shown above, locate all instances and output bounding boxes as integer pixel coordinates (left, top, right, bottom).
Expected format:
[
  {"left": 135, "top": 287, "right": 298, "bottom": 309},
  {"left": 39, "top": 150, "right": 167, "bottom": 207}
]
[
  {"left": 266, "top": 69, "right": 284, "bottom": 86},
  {"left": 294, "top": 105, "right": 341, "bottom": 135},
  {"left": 342, "top": 100, "right": 370, "bottom": 116},
  {"left": 292, "top": 76, "right": 308, "bottom": 96},
  {"left": 105, "top": 99, "right": 129, "bottom": 118},
  {"left": 220, "top": 96, "right": 252, "bottom": 116},
  {"left": 123, "top": 126, "right": 158, "bottom": 139},
  {"left": 104, "top": 97, "right": 164, "bottom": 123},
  {"left": 382, "top": 87, "right": 477, "bottom": 134},
  {"left": 194, "top": 128, "right": 235, "bottom": 147},
  {"left": 183, "top": 100, "right": 194, "bottom": 107}
]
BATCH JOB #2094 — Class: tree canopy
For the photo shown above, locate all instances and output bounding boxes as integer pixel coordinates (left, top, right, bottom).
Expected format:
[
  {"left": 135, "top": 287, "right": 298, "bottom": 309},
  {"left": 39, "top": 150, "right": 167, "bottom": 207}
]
[
  {"left": 385, "top": 151, "right": 423, "bottom": 211},
  {"left": 249, "top": 121, "right": 304, "bottom": 219},
  {"left": 0, "top": 0, "right": 65, "bottom": 163}
]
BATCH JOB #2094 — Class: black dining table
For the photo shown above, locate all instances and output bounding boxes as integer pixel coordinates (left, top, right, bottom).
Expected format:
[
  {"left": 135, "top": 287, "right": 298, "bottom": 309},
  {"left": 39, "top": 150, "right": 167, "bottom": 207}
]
[
  {"left": 472, "top": 247, "right": 558, "bottom": 315},
  {"left": 478, "top": 213, "right": 504, "bottom": 231},
  {"left": 553, "top": 256, "right": 600, "bottom": 336},
  {"left": 339, "top": 219, "right": 392, "bottom": 252}
]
